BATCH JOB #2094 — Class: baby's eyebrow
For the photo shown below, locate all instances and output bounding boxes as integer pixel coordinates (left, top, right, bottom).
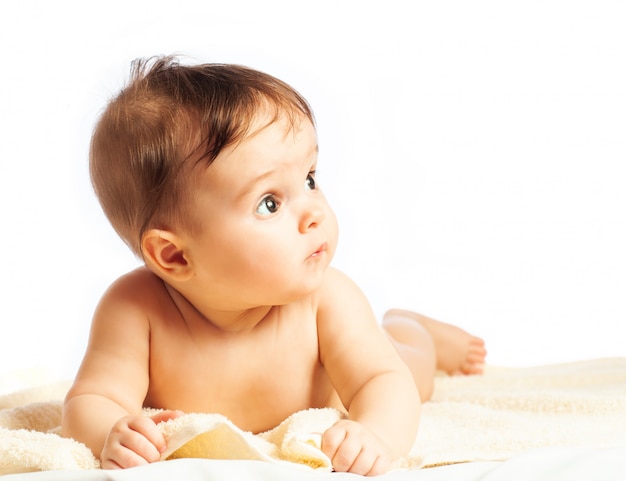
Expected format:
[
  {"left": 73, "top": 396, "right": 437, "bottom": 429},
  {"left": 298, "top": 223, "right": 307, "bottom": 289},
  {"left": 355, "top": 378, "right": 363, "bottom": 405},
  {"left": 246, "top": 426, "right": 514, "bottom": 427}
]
[
  {"left": 236, "top": 169, "right": 279, "bottom": 201},
  {"left": 305, "top": 143, "right": 320, "bottom": 166},
  {"left": 235, "top": 143, "right": 318, "bottom": 201}
]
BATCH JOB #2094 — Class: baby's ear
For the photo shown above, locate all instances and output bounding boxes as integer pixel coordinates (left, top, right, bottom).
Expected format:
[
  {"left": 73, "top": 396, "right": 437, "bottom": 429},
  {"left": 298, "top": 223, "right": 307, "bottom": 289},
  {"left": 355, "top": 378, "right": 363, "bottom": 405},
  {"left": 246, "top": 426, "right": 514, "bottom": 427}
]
[{"left": 141, "top": 229, "right": 193, "bottom": 282}]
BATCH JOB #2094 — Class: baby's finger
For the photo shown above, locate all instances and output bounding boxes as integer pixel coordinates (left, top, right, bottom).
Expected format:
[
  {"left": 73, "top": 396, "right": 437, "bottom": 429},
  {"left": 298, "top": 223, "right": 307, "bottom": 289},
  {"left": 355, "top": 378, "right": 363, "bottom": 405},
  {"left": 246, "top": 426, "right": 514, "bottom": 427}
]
[
  {"left": 365, "top": 453, "right": 391, "bottom": 476},
  {"left": 151, "top": 409, "right": 184, "bottom": 425},
  {"left": 320, "top": 423, "right": 347, "bottom": 461},
  {"left": 344, "top": 446, "right": 373, "bottom": 475},
  {"left": 348, "top": 443, "right": 392, "bottom": 476},
  {"left": 327, "top": 431, "right": 363, "bottom": 473},
  {"left": 126, "top": 416, "right": 168, "bottom": 459},
  {"left": 102, "top": 440, "right": 152, "bottom": 470},
  {"left": 342, "top": 439, "right": 391, "bottom": 476}
]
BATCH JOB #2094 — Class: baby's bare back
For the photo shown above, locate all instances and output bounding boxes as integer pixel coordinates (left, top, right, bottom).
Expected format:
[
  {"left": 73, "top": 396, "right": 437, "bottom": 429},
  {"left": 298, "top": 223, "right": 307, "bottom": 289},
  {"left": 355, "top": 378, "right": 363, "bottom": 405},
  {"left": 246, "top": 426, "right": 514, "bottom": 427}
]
[{"left": 142, "top": 272, "right": 342, "bottom": 433}]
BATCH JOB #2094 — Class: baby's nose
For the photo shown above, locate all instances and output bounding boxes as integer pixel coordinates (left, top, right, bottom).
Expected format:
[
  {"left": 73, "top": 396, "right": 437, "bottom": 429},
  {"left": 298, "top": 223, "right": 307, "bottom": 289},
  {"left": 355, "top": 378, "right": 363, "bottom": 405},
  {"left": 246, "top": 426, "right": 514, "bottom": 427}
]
[{"left": 299, "top": 200, "right": 325, "bottom": 233}]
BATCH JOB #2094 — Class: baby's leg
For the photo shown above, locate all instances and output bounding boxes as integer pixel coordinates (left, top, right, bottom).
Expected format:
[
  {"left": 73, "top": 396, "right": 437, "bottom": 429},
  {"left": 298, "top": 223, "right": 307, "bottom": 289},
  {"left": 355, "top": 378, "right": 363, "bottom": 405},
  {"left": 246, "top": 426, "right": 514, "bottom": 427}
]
[{"left": 382, "top": 309, "right": 486, "bottom": 402}]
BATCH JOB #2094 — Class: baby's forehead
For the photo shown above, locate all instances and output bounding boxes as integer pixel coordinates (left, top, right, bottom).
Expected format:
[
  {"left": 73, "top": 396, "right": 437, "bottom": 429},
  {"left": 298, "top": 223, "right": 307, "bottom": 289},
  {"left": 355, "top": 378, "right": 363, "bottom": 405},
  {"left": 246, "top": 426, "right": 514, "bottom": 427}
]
[
  {"left": 244, "top": 106, "right": 314, "bottom": 141},
  {"left": 194, "top": 110, "right": 317, "bottom": 184}
]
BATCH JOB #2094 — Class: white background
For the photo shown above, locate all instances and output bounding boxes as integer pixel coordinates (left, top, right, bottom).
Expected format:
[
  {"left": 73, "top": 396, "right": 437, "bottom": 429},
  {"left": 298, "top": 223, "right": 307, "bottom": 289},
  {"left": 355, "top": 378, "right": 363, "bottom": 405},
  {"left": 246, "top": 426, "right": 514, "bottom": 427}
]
[{"left": 1, "top": 0, "right": 624, "bottom": 383}]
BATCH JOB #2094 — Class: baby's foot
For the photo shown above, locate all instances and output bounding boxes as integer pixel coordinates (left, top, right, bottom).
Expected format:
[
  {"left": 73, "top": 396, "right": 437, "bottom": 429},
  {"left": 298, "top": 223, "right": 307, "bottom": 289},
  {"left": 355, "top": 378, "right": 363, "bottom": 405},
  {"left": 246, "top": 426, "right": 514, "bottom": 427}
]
[{"left": 414, "top": 314, "right": 486, "bottom": 375}]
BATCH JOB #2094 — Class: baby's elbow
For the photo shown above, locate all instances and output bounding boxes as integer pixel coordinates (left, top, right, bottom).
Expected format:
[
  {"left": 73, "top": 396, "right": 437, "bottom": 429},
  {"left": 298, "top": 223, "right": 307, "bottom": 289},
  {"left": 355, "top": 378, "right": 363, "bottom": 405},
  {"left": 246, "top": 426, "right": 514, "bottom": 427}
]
[
  {"left": 60, "top": 389, "right": 99, "bottom": 438},
  {"left": 417, "top": 376, "right": 434, "bottom": 403},
  {"left": 60, "top": 394, "right": 80, "bottom": 439}
]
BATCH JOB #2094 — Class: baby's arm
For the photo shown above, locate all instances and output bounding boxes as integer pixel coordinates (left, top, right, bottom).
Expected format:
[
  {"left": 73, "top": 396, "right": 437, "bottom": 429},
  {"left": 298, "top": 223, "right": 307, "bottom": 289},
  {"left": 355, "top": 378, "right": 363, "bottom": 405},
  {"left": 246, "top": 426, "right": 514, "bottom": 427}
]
[
  {"left": 62, "top": 271, "right": 178, "bottom": 468},
  {"left": 317, "top": 268, "right": 421, "bottom": 475}
]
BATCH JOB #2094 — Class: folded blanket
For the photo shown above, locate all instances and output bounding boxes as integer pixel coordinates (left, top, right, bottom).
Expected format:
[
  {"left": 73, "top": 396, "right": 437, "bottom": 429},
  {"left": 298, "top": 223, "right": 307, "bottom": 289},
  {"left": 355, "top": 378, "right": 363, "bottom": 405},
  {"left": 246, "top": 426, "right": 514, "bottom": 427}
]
[
  {"left": 159, "top": 408, "right": 345, "bottom": 468},
  {"left": 1, "top": 358, "right": 626, "bottom": 475}
]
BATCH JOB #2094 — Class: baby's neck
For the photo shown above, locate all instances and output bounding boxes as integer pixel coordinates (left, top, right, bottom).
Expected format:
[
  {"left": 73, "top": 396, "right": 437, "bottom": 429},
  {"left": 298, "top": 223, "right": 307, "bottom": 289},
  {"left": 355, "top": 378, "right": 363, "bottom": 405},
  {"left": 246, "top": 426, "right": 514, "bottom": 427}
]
[{"left": 163, "top": 281, "right": 275, "bottom": 334}]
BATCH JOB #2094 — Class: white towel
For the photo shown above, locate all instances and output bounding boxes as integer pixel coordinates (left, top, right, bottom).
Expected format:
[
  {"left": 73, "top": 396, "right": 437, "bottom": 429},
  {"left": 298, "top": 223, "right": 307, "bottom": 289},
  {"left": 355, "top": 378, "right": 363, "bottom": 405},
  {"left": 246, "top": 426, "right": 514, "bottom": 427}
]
[{"left": 1, "top": 358, "right": 626, "bottom": 475}]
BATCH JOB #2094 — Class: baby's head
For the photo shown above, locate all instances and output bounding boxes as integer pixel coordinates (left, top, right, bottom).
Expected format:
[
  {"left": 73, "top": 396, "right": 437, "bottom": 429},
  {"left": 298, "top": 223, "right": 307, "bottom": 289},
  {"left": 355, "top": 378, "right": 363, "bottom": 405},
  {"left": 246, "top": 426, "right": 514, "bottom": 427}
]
[{"left": 90, "top": 56, "right": 314, "bottom": 257}]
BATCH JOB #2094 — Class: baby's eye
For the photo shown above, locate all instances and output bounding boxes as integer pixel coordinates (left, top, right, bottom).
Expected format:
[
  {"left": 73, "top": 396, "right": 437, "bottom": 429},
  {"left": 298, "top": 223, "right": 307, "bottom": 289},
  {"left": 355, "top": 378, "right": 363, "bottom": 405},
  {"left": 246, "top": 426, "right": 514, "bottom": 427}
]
[
  {"left": 305, "top": 172, "right": 317, "bottom": 191},
  {"left": 256, "top": 195, "right": 280, "bottom": 216}
]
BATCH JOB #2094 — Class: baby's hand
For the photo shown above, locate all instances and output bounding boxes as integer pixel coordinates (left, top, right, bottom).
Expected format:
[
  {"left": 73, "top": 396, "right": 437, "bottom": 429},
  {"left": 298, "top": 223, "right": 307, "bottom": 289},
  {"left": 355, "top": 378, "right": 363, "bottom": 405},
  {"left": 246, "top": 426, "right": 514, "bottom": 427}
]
[
  {"left": 100, "top": 410, "right": 183, "bottom": 469},
  {"left": 321, "top": 419, "right": 392, "bottom": 476}
]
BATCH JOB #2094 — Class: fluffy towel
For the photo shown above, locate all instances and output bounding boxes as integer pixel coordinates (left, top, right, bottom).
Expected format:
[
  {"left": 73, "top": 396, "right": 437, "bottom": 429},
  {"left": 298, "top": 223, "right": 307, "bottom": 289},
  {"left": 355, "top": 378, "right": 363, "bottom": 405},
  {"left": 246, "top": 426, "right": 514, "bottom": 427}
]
[
  {"left": 160, "top": 408, "right": 344, "bottom": 468},
  {"left": 415, "top": 358, "right": 626, "bottom": 467},
  {"left": 1, "top": 358, "right": 626, "bottom": 475},
  {"left": 0, "top": 381, "right": 100, "bottom": 474},
  {"left": 0, "top": 403, "right": 348, "bottom": 475}
]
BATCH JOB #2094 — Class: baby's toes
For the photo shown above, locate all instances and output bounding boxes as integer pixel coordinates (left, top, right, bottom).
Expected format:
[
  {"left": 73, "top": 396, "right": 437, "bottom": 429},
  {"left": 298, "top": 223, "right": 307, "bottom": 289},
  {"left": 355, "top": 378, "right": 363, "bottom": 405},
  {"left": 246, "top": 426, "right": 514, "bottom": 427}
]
[
  {"left": 459, "top": 358, "right": 484, "bottom": 375},
  {"left": 469, "top": 338, "right": 487, "bottom": 357}
]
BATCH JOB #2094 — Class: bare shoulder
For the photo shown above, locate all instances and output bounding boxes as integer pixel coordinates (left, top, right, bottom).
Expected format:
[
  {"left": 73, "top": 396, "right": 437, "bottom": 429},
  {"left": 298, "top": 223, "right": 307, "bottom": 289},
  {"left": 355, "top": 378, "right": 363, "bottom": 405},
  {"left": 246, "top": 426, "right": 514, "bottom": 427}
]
[
  {"left": 318, "top": 267, "right": 359, "bottom": 298},
  {"left": 317, "top": 267, "right": 374, "bottom": 325},
  {"left": 67, "top": 267, "right": 166, "bottom": 407},
  {"left": 100, "top": 266, "right": 165, "bottom": 305},
  {"left": 89, "top": 266, "right": 170, "bottom": 358},
  {"left": 316, "top": 267, "right": 381, "bottom": 354},
  {"left": 93, "top": 266, "right": 179, "bottom": 327},
  {"left": 316, "top": 268, "right": 404, "bottom": 408}
]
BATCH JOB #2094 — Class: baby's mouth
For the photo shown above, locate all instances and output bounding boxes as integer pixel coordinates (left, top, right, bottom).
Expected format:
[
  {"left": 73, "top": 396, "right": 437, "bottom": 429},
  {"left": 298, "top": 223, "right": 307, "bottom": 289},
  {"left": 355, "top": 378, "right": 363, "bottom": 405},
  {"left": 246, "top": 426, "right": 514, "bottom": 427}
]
[{"left": 310, "top": 242, "right": 328, "bottom": 258}]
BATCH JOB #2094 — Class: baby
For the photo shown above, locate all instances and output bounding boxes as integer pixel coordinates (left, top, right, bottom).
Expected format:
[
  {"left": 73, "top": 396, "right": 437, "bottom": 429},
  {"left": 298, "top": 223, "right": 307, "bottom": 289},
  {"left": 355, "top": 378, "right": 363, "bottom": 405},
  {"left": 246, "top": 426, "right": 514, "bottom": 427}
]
[{"left": 62, "top": 56, "right": 486, "bottom": 476}]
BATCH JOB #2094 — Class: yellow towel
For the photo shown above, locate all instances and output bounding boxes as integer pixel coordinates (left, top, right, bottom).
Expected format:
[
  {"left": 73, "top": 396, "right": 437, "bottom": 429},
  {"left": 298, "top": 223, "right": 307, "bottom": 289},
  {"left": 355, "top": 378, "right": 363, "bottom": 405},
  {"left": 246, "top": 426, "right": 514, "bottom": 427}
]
[{"left": 160, "top": 408, "right": 344, "bottom": 469}]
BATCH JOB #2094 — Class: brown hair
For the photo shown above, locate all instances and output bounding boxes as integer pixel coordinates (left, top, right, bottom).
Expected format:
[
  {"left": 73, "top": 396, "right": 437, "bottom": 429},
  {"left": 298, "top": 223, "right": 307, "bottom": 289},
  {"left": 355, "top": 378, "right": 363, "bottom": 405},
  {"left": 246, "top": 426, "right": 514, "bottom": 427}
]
[{"left": 90, "top": 56, "right": 314, "bottom": 256}]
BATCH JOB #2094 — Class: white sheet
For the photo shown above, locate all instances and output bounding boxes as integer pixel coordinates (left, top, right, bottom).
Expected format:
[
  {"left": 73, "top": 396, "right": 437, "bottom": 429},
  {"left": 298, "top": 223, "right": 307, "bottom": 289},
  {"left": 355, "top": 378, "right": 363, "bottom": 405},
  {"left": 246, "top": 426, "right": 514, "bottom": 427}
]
[{"left": 2, "top": 447, "right": 625, "bottom": 481}]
